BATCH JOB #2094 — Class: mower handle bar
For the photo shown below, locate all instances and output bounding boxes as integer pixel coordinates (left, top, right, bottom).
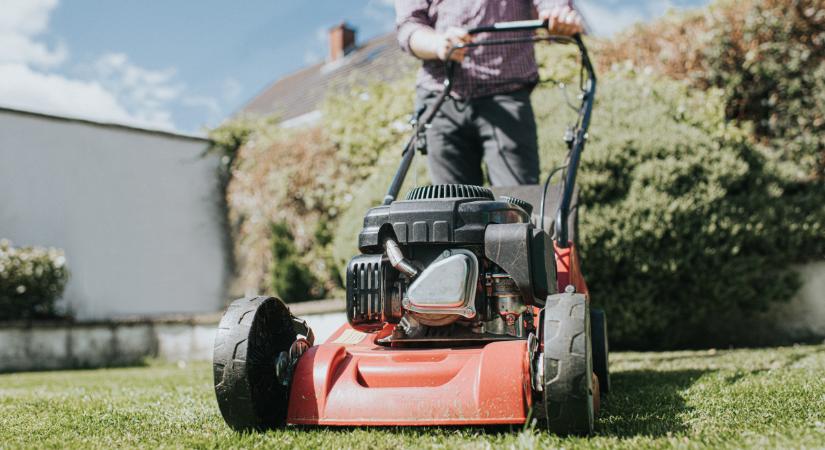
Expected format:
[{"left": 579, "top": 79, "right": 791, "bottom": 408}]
[
  {"left": 382, "top": 19, "right": 595, "bottom": 248},
  {"left": 467, "top": 18, "right": 549, "bottom": 34}
]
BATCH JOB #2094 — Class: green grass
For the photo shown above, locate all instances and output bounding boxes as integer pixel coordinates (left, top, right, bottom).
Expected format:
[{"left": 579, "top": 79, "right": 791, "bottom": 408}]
[{"left": 1, "top": 345, "right": 824, "bottom": 449}]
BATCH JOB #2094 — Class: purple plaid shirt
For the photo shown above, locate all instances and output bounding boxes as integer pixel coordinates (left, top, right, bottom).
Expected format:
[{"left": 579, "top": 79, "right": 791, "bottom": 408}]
[{"left": 396, "top": 0, "right": 574, "bottom": 98}]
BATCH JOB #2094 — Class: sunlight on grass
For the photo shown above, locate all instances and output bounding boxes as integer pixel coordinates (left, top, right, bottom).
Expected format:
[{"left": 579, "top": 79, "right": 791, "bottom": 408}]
[{"left": 0, "top": 345, "right": 823, "bottom": 449}]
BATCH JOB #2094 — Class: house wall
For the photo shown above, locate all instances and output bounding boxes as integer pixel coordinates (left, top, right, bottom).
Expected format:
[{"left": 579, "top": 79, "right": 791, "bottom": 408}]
[
  {"left": 0, "top": 109, "right": 228, "bottom": 320},
  {"left": 772, "top": 261, "right": 825, "bottom": 340}
]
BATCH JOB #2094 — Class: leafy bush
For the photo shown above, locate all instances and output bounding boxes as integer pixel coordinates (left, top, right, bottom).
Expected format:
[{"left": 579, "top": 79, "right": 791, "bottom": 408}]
[
  {"left": 322, "top": 74, "right": 417, "bottom": 180},
  {"left": 268, "top": 222, "right": 318, "bottom": 302},
  {"left": 215, "top": 123, "right": 345, "bottom": 298},
  {"left": 0, "top": 240, "right": 69, "bottom": 320},
  {"left": 703, "top": 0, "right": 824, "bottom": 179},
  {"left": 573, "top": 71, "right": 824, "bottom": 348},
  {"left": 597, "top": 0, "right": 825, "bottom": 179}
]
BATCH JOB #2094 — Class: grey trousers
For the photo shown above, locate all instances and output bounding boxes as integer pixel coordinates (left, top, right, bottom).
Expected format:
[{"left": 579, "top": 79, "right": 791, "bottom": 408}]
[{"left": 417, "top": 87, "right": 540, "bottom": 186}]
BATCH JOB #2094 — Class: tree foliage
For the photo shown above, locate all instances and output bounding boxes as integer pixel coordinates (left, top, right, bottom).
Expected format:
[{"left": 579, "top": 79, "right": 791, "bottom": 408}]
[{"left": 597, "top": 0, "right": 825, "bottom": 178}]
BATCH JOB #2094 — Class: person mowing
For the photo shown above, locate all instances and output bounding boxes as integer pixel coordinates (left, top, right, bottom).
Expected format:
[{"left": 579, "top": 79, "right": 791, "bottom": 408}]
[{"left": 395, "top": 1, "right": 584, "bottom": 187}]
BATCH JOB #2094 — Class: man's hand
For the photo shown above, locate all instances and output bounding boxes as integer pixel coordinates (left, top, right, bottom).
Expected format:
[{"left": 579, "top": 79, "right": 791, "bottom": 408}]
[
  {"left": 409, "top": 27, "right": 472, "bottom": 62},
  {"left": 540, "top": 6, "right": 584, "bottom": 36},
  {"left": 437, "top": 27, "right": 472, "bottom": 62}
]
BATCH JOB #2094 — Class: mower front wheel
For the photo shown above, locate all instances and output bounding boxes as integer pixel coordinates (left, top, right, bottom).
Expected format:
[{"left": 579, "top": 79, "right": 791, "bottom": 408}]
[
  {"left": 538, "top": 292, "right": 594, "bottom": 435},
  {"left": 212, "top": 296, "right": 312, "bottom": 431}
]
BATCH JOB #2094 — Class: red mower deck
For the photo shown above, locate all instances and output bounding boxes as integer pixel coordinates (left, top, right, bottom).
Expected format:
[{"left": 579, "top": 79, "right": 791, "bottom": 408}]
[{"left": 287, "top": 328, "right": 530, "bottom": 426}]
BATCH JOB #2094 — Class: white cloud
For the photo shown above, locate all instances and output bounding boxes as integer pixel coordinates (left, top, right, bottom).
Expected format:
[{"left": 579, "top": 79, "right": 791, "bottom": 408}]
[
  {"left": 364, "top": 0, "right": 396, "bottom": 31},
  {"left": 576, "top": 0, "right": 692, "bottom": 36},
  {"left": 315, "top": 26, "right": 328, "bottom": 44},
  {"left": 303, "top": 50, "right": 322, "bottom": 65},
  {"left": 221, "top": 77, "right": 242, "bottom": 103},
  {"left": 0, "top": 0, "right": 56, "bottom": 35},
  {"left": 91, "top": 52, "right": 183, "bottom": 124},
  {"left": 0, "top": 63, "right": 142, "bottom": 126},
  {"left": 0, "top": 0, "right": 198, "bottom": 131},
  {"left": 306, "top": 26, "right": 329, "bottom": 64},
  {"left": 181, "top": 95, "right": 222, "bottom": 123},
  {"left": 577, "top": 1, "right": 647, "bottom": 36},
  {"left": 0, "top": 33, "right": 67, "bottom": 67},
  {"left": 0, "top": 0, "right": 66, "bottom": 67},
  {"left": 577, "top": 0, "right": 683, "bottom": 36}
]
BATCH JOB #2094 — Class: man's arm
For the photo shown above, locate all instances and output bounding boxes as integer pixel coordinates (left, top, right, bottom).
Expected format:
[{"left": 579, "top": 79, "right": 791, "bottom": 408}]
[
  {"left": 534, "top": 0, "right": 584, "bottom": 36},
  {"left": 395, "top": 0, "right": 470, "bottom": 62}
]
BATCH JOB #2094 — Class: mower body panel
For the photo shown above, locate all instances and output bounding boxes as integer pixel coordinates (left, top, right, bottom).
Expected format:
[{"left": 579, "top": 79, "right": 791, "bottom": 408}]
[
  {"left": 286, "top": 326, "right": 531, "bottom": 426},
  {"left": 554, "top": 241, "right": 588, "bottom": 295}
]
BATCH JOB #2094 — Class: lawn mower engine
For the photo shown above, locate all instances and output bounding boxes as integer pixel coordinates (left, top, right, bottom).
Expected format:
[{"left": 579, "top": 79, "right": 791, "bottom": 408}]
[{"left": 346, "top": 184, "right": 555, "bottom": 345}]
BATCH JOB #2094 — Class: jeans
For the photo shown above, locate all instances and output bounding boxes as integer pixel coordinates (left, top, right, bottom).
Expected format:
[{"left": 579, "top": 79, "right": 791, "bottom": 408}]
[{"left": 416, "top": 87, "right": 540, "bottom": 187}]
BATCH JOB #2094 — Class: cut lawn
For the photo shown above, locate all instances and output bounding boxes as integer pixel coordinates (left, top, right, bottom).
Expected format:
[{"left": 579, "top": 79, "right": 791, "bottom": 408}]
[{"left": 1, "top": 344, "right": 823, "bottom": 449}]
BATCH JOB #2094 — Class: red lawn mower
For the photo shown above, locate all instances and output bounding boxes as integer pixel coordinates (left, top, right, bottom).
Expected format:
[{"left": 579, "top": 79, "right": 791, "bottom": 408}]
[{"left": 213, "top": 21, "right": 609, "bottom": 435}]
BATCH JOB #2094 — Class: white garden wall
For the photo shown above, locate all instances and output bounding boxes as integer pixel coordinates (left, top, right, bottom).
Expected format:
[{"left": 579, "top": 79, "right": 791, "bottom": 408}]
[{"left": 0, "top": 107, "right": 228, "bottom": 320}]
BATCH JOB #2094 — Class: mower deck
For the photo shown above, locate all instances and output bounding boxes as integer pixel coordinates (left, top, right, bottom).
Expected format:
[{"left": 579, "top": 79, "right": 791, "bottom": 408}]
[{"left": 286, "top": 325, "right": 531, "bottom": 426}]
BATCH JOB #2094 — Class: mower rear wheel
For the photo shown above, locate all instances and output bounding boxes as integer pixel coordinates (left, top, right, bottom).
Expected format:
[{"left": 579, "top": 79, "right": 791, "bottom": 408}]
[
  {"left": 538, "top": 292, "right": 594, "bottom": 435},
  {"left": 212, "top": 296, "right": 311, "bottom": 431},
  {"left": 591, "top": 308, "right": 610, "bottom": 395}
]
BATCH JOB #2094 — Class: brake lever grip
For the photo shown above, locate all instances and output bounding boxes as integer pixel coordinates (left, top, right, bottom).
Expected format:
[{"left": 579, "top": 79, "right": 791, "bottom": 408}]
[{"left": 467, "top": 19, "right": 548, "bottom": 35}]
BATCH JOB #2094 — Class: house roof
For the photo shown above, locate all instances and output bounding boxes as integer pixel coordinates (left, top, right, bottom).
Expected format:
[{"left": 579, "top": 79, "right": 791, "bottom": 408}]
[{"left": 239, "top": 32, "right": 417, "bottom": 122}]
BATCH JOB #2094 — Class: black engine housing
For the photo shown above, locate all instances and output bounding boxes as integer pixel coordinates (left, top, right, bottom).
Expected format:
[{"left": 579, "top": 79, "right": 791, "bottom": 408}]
[
  {"left": 358, "top": 197, "right": 529, "bottom": 251},
  {"left": 347, "top": 184, "right": 557, "bottom": 335}
]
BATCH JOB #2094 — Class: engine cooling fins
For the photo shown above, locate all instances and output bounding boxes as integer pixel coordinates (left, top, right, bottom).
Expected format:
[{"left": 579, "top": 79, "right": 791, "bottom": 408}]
[
  {"left": 405, "top": 184, "right": 495, "bottom": 201},
  {"left": 500, "top": 196, "right": 534, "bottom": 215}
]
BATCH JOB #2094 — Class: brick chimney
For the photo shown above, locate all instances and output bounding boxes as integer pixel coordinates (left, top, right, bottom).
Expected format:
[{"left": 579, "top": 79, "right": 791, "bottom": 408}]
[{"left": 328, "top": 23, "right": 356, "bottom": 61}]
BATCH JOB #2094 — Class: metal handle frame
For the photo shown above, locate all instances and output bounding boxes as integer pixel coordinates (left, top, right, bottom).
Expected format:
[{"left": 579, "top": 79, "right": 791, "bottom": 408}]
[{"left": 381, "top": 20, "right": 596, "bottom": 248}]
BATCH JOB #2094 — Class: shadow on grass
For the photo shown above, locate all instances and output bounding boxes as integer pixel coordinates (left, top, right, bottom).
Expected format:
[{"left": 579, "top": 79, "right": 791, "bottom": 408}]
[
  {"left": 616, "top": 352, "right": 721, "bottom": 365},
  {"left": 596, "top": 369, "right": 708, "bottom": 437}
]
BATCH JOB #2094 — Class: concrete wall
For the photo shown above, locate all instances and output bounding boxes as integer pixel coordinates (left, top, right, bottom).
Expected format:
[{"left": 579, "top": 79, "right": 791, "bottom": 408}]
[
  {"left": 0, "top": 311, "right": 347, "bottom": 372},
  {"left": 771, "top": 261, "right": 825, "bottom": 340},
  {"left": 0, "top": 108, "right": 228, "bottom": 320}
]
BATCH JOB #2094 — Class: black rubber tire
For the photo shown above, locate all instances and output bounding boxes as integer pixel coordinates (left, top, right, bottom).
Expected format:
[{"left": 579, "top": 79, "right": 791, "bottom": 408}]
[
  {"left": 539, "top": 293, "right": 594, "bottom": 435},
  {"left": 213, "top": 296, "right": 308, "bottom": 431},
  {"left": 591, "top": 308, "right": 610, "bottom": 395}
]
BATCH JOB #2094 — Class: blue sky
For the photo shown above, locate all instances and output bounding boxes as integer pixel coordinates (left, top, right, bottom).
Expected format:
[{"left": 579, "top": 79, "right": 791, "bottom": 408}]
[{"left": 0, "top": 0, "right": 710, "bottom": 134}]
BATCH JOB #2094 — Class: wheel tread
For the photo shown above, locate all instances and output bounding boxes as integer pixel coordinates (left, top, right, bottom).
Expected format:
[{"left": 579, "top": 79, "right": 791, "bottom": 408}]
[
  {"left": 212, "top": 296, "right": 301, "bottom": 431},
  {"left": 536, "top": 293, "right": 594, "bottom": 435}
]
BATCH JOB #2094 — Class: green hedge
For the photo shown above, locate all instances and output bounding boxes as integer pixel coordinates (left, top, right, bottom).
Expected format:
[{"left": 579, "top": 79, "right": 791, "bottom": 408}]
[
  {"left": 573, "top": 71, "right": 824, "bottom": 348},
  {"left": 0, "top": 240, "right": 69, "bottom": 320}
]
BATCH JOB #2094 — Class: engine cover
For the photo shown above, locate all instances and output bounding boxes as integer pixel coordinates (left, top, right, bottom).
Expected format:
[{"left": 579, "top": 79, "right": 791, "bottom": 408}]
[
  {"left": 403, "top": 249, "right": 478, "bottom": 326},
  {"left": 357, "top": 198, "right": 529, "bottom": 251}
]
